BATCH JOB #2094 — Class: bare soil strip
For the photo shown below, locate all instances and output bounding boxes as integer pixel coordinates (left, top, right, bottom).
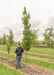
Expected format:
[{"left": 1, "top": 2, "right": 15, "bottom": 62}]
[
  {"left": 0, "top": 51, "right": 54, "bottom": 63},
  {"left": 26, "top": 55, "right": 54, "bottom": 63},
  {"left": 26, "top": 52, "right": 54, "bottom": 57},
  {"left": 0, "top": 55, "right": 54, "bottom": 75}
]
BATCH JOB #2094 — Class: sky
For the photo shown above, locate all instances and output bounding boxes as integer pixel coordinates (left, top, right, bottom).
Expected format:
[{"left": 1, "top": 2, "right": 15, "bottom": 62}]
[{"left": 0, "top": 0, "right": 54, "bottom": 41}]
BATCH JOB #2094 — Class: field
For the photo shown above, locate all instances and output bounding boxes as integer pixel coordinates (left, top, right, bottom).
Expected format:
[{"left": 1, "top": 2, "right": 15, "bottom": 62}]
[
  {"left": 0, "top": 45, "right": 54, "bottom": 75},
  {"left": 0, "top": 45, "right": 54, "bottom": 55}
]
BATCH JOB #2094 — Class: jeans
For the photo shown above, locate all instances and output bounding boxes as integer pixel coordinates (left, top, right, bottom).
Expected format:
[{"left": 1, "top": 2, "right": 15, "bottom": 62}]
[{"left": 16, "top": 56, "right": 22, "bottom": 68}]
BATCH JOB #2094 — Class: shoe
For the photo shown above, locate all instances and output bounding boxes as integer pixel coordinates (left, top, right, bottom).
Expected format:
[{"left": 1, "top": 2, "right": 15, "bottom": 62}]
[
  {"left": 19, "top": 67, "right": 21, "bottom": 69},
  {"left": 16, "top": 67, "right": 18, "bottom": 69}
]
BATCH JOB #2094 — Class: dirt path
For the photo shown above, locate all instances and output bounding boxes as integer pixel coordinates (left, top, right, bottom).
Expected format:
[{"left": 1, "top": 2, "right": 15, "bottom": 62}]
[
  {"left": 0, "top": 51, "right": 54, "bottom": 63},
  {"left": 27, "top": 52, "right": 54, "bottom": 57},
  {"left": 26, "top": 55, "right": 54, "bottom": 63},
  {"left": 0, "top": 55, "right": 54, "bottom": 75}
]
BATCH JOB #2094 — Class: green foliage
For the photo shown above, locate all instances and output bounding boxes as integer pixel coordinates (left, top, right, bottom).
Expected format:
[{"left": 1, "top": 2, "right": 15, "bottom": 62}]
[
  {"left": 18, "top": 40, "right": 21, "bottom": 44},
  {"left": 0, "top": 37, "right": 3, "bottom": 44},
  {"left": 3, "top": 33, "right": 6, "bottom": 45},
  {"left": 43, "top": 27, "right": 54, "bottom": 47},
  {"left": 0, "top": 33, "right": 7, "bottom": 45},
  {"left": 32, "top": 30, "right": 38, "bottom": 40},
  {"left": 9, "top": 30, "right": 14, "bottom": 46},
  {"left": 31, "top": 29, "right": 40, "bottom": 46},
  {"left": 6, "top": 30, "right": 14, "bottom": 55},
  {"left": 22, "top": 7, "right": 32, "bottom": 51}
]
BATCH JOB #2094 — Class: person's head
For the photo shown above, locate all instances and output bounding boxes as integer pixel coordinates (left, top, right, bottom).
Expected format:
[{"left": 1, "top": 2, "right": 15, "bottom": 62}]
[{"left": 18, "top": 44, "right": 21, "bottom": 48}]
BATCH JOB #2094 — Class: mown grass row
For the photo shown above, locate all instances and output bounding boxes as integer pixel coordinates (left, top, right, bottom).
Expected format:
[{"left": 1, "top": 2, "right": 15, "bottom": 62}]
[
  {"left": 29, "top": 47, "right": 54, "bottom": 55},
  {"left": 0, "top": 62, "right": 25, "bottom": 75},
  {"left": 0, "top": 52, "right": 54, "bottom": 70}
]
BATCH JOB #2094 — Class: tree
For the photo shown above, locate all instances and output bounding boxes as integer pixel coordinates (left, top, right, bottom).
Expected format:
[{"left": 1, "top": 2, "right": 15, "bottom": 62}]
[
  {"left": 3, "top": 33, "right": 7, "bottom": 51},
  {"left": 7, "top": 42, "right": 10, "bottom": 56},
  {"left": 0, "top": 37, "right": 3, "bottom": 44},
  {"left": 6, "top": 35, "right": 11, "bottom": 56},
  {"left": 32, "top": 29, "right": 39, "bottom": 46},
  {"left": 3, "top": 33, "right": 6, "bottom": 45},
  {"left": 8, "top": 30, "right": 14, "bottom": 53},
  {"left": 43, "top": 27, "right": 54, "bottom": 47},
  {"left": 22, "top": 7, "right": 32, "bottom": 60},
  {"left": 9, "top": 30, "right": 14, "bottom": 46},
  {"left": 18, "top": 41, "right": 21, "bottom": 44}
]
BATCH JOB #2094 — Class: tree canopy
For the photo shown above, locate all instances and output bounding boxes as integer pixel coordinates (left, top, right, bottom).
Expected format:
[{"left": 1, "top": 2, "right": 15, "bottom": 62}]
[{"left": 43, "top": 27, "right": 54, "bottom": 47}]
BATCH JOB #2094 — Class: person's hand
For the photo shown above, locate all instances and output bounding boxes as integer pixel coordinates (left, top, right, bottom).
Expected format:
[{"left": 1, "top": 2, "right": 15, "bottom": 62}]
[
  {"left": 22, "top": 53, "right": 24, "bottom": 57},
  {"left": 15, "top": 55, "right": 16, "bottom": 58},
  {"left": 15, "top": 53, "right": 16, "bottom": 58}
]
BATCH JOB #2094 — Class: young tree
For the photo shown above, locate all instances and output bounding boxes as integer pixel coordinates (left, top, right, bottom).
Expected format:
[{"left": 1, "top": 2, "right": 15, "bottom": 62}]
[
  {"left": 18, "top": 41, "right": 21, "bottom": 44},
  {"left": 9, "top": 30, "right": 14, "bottom": 46},
  {"left": 43, "top": 27, "right": 54, "bottom": 47},
  {"left": 3, "top": 33, "right": 6, "bottom": 45},
  {"left": 22, "top": 7, "right": 32, "bottom": 60},
  {"left": 8, "top": 30, "right": 14, "bottom": 53},
  {"left": 0, "top": 37, "right": 3, "bottom": 51},
  {"left": 3, "top": 33, "right": 7, "bottom": 51},
  {"left": 32, "top": 29, "right": 39, "bottom": 46},
  {"left": 7, "top": 42, "right": 10, "bottom": 56},
  {"left": 6, "top": 35, "right": 10, "bottom": 56},
  {"left": 0, "top": 37, "right": 3, "bottom": 44},
  {"left": 31, "top": 29, "right": 39, "bottom": 56}
]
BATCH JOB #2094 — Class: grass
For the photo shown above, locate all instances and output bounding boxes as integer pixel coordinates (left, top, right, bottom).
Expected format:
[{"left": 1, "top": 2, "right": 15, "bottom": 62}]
[
  {"left": 0, "top": 62, "right": 25, "bottom": 75},
  {"left": 0, "top": 45, "right": 54, "bottom": 60},
  {"left": 0, "top": 45, "right": 16, "bottom": 52},
  {"left": 0, "top": 52, "right": 54, "bottom": 70},
  {"left": 29, "top": 47, "right": 54, "bottom": 55}
]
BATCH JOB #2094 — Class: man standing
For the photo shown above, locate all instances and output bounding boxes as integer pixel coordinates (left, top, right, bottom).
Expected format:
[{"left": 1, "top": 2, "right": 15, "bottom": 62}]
[{"left": 15, "top": 44, "right": 24, "bottom": 69}]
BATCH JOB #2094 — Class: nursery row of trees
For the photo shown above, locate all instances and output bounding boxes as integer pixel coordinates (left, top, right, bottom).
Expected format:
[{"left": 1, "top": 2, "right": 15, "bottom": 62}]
[
  {"left": 0, "top": 7, "right": 54, "bottom": 51},
  {"left": 0, "top": 7, "right": 54, "bottom": 58},
  {"left": 0, "top": 30, "right": 14, "bottom": 45},
  {"left": 0, "top": 27, "right": 54, "bottom": 47}
]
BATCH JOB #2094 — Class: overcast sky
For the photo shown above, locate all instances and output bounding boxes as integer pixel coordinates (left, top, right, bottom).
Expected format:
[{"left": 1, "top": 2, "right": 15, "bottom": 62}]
[{"left": 0, "top": 0, "right": 54, "bottom": 41}]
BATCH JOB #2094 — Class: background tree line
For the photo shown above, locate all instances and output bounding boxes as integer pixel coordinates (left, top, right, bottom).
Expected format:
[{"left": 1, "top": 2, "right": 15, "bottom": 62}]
[
  {"left": 0, "top": 7, "right": 54, "bottom": 49},
  {"left": 0, "top": 27, "right": 54, "bottom": 47}
]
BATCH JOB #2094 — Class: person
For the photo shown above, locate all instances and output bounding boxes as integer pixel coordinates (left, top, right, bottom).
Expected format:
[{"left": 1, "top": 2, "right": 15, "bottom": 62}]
[{"left": 15, "top": 44, "right": 24, "bottom": 69}]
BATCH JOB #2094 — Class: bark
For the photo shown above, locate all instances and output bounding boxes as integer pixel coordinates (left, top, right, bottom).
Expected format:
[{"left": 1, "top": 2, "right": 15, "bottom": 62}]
[
  {"left": 25, "top": 50, "right": 27, "bottom": 62},
  {"left": 33, "top": 47, "right": 34, "bottom": 56}
]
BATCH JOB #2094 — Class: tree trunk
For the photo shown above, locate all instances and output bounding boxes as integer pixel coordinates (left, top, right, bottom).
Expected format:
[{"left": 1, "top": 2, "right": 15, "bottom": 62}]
[
  {"left": 4, "top": 45, "right": 5, "bottom": 52},
  {"left": 50, "top": 42, "right": 52, "bottom": 58},
  {"left": 47, "top": 48, "right": 49, "bottom": 55},
  {"left": 51, "top": 47, "right": 52, "bottom": 57},
  {"left": 8, "top": 50, "right": 9, "bottom": 57},
  {"left": 33, "top": 47, "right": 34, "bottom": 56},
  {"left": 10, "top": 46, "right": 12, "bottom": 53},
  {"left": 25, "top": 50, "right": 27, "bottom": 62},
  {"left": 1, "top": 45, "right": 2, "bottom": 51}
]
